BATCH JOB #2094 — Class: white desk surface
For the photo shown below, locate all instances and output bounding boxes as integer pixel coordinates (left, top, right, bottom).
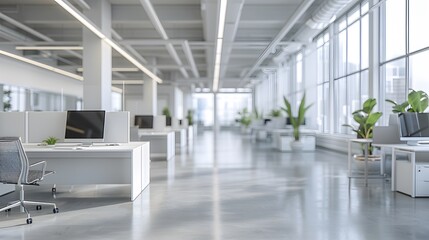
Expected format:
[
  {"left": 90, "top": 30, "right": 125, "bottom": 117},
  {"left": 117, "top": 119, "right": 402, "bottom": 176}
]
[
  {"left": 23, "top": 142, "right": 148, "bottom": 152},
  {"left": 372, "top": 143, "right": 429, "bottom": 151},
  {"left": 349, "top": 138, "right": 373, "bottom": 143},
  {"left": 138, "top": 129, "right": 174, "bottom": 136},
  {"left": 271, "top": 129, "right": 317, "bottom": 134}
]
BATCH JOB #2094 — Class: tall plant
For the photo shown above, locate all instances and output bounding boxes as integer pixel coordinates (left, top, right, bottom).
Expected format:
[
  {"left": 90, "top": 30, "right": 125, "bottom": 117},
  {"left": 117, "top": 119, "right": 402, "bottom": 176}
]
[
  {"left": 386, "top": 89, "right": 429, "bottom": 113},
  {"left": 343, "top": 98, "right": 382, "bottom": 139},
  {"left": 281, "top": 94, "right": 312, "bottom": 141}
]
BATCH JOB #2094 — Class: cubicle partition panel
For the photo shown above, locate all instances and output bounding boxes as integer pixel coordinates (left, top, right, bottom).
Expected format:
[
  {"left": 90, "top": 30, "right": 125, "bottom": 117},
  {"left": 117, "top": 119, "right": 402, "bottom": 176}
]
[
  {"left": 28, "top": 111, "right": 66, "bottom": 143},
  {"left": 104, "top": 112, "right": 130, "bottom": 143},
  {"left": 153, "top": 115, "right": 166, "bottom": 131},
  {"left": 172, "top": 117, "right": 180, "bottom": 129},
  {"left": 0, "top": 112, "right": 27, "bottom": 142},
  {"left": 3, "top": 111, "right": 130, "bottom": 144}
]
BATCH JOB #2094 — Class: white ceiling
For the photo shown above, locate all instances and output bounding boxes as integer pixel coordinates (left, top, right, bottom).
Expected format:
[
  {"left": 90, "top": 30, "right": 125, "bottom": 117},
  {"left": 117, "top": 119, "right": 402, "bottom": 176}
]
[{"left": 0, "top": 0, "right": 329, "bottom": 90}]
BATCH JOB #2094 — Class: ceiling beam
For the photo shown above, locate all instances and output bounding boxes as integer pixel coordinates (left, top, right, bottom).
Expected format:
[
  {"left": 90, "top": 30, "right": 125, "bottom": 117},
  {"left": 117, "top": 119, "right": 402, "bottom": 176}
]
[
  {"left": 0, "top": 12, "right": 83, "bottom": 59},
  {"left": 182, "top": 40, "right": 199, "bottom": 78},
  {"left": 240, "top": 0, "right": 315, "bottom": 84},
  {"left": 138, "top": 0, "right": 189, "bottom": 79},
  {"left": 72, "top": 0, "right": 91, "bottom": 10}
]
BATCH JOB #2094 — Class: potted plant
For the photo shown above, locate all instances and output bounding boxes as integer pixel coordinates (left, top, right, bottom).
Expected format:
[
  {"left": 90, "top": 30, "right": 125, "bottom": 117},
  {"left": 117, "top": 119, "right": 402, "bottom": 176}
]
[
  {"left": 386, "top": 89, "right": 429, "bottom": 113},
  {"left": 43, "top": 136, "right": 59, "bottom": 146},
  {"left": 186, "top": 109, "right": 194, "bottom": 125},
  {"left": 237, "top": 107, "right": 252, "bottom": 134},
  {"left": 343, "top": 98, "right": 383, "bottom": 169},
  {"left": 270, "top": 109, "right": 282, "bottom": 118},
  {"left": 281, "top": 94, "right": 312, "bottom": 150},
  {"left": 269, "top": 108, "right": 283, "bottom": 128},
  {"left": 162, "top": 106, "right": 172, "bottom": 126}
]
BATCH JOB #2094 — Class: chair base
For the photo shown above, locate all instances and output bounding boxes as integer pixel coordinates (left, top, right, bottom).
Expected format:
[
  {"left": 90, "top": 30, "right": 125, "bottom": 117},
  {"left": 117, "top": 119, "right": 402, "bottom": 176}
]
[{"left": 0, "top": 200, "right": 58, "bottom": 224}]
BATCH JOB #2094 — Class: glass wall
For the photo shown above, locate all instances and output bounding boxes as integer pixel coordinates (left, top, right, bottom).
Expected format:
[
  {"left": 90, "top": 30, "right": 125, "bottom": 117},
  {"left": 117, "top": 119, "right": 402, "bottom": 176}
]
[
  {"left": 333, "top": 1, "right": 369, "bottom": 134},
  {"left": 1, "top": 84, "right": 80, "bottom": 112},
  {"left": 380, "top": 0, "right": 429, "bottom": 117},
  {"left": 252, "top": 0, "right": 429, "bottom": 136}
]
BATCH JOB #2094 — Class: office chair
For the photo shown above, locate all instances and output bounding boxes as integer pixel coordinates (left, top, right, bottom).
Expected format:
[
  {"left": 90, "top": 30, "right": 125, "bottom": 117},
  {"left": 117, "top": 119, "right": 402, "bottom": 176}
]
[{"left": 0, "top": 137, "right": 59, "bottom": 224}]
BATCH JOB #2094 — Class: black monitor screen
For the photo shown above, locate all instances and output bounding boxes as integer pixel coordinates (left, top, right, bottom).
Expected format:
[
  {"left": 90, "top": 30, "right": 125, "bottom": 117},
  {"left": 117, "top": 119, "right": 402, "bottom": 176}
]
[
  {"left": 398, "top": 112, "right": 429, "bottom": 137},
  {"left": 65, "top": 110, "right": 105, "bottom": 139},
  {"left": 286, "top": 117, "right": 305, "bottom": 125},
  {"left": 166, "top": 116, "right": 172, "bottom": 126},
  {"left": 135, "top": 115, "right": 154, "bottom": 129}
]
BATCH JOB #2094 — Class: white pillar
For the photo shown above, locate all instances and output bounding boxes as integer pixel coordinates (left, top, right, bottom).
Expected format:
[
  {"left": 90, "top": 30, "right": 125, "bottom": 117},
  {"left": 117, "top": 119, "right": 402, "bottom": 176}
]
[
  {"left": 0, "top": 84, "right": 4, "bottom": 111},
  {"left": 82, "top": 0, "right": 112, "bottom": 110},
  {"left": 213, "top": 93, "right": 219, "bottom": 133},
  {"left": 142, "top": 79, "right": 157, "bottom": 115}
]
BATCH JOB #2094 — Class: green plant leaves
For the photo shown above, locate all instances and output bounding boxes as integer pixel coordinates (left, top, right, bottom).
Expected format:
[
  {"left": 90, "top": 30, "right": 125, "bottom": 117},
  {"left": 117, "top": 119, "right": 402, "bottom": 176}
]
[
  {"left": 343, "top": 98, "right": 382, "bottom": 139},
  {"left": 408, "top": 90, "right": 428, "bottom": 113},
  {"left": 386, "top": 89, "right": 429, "bottom": 113},
  {"left": 281, "top": 94, "right": 312, "bottom": 141}
]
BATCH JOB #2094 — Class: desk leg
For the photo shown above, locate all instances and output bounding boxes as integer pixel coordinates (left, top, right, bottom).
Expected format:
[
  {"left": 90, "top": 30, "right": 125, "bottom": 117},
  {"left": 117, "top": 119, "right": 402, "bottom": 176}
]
[
  {"left": 365, "top": 142, "right": 368, "bottom": 186},
  {"left": 380, "top": 147, "right": 385, "bottom": 176},
  {"left": 391, "top": 149, "right": 396, "bottom": 191},
  {"left": 411, "top": 152, "right": 416, "bottom": 198},
  {"left": 348, "top": 141, "right": 352, "bottom": 177}
]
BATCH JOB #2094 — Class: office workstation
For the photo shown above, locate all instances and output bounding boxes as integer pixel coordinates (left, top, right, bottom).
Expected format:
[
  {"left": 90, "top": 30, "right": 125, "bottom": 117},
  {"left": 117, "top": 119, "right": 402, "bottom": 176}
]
[{"left": 0, "top": 111, "right": 150, "bottom": 202}]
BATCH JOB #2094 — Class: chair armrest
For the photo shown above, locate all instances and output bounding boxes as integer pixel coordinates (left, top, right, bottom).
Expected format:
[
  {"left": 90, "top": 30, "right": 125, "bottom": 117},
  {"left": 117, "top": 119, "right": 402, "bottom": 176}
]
[{"left": 29, "top": 161, "right": 47, "bottom": 180}]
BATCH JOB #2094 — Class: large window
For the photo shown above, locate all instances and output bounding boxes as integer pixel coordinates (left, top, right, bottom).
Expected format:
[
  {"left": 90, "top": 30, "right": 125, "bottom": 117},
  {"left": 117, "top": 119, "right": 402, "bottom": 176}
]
[
  {"left": 316, "top": 32, "right": 330, "bottom": 132},
  {"left": 333, "top": 1, "right": 369, "bottom": 134},
  {"left": 381, "top": 0, "right": 429, "bottom": 119}
]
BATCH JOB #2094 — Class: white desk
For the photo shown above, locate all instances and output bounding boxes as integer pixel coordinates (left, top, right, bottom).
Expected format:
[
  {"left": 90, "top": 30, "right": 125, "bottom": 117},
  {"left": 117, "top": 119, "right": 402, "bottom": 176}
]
[
  {"left": 23, "top": 142, "right": 150, "bottom": 201},
  {"left": 390, "top": 145, "right": 429, "bottom": 197},
  {"left": 138, "top": 130, "right": 175, "bottom": 160},
  {"left": 372, "top": 143, "right": 429, "bottom": 197}
]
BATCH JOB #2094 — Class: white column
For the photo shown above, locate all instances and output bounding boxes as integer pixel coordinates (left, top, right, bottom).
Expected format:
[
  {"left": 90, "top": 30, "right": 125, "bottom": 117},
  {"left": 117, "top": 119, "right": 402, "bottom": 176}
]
[
  {"left": 0, "top": 84, "right": 4, "bottom": 111},
  {"left": 213, "top": 93, "right": 219, "bottom": 134},
  {"left": 142, "top": 79, "right": 157, "bottom": 115},
  {"left": 82, "top": 0, "right": 112, "bottom": 110}
]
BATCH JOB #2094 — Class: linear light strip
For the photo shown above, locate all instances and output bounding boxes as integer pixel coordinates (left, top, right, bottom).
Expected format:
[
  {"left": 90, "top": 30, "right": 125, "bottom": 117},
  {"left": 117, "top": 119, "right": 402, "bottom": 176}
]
[
  {"left": 0, "top": 49, "right": 83, "bottom": 80},
  {"left": 55, "top": 0, "right": 162, "bottom": 84},
  {"left": 77, "top": 67, "right": 139, "bottom": 72},
  {"left": 212, "top": 0, "right": 228, "bottom": 92},
  {"left": 16, "top": 46, "right": 83, "bottom": 50}
]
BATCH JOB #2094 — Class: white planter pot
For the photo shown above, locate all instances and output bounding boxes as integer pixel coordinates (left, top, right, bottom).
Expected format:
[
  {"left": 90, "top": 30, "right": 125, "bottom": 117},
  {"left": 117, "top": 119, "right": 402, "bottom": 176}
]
[
  {"left": 352, "top": 154, "right": 381, "bottom": 173},
  {"left": 290, "top": 140, "right": 304, "bottom": 151}
]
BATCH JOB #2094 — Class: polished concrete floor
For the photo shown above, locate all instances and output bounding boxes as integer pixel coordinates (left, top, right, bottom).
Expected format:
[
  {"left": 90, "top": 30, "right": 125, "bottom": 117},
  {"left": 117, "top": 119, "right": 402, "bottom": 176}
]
[{"left": 1, "top": 130, "right": 429, "bottom": 239}]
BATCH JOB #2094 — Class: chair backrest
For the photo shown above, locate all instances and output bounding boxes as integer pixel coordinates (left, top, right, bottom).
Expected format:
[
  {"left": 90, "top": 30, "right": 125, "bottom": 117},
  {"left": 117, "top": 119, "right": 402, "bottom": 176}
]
[
  {"left": 0, "top": 137, "right": 29, "bottom": 184},
  {"left": 373, "top": 126, "right": 404, "bottom": 144}
]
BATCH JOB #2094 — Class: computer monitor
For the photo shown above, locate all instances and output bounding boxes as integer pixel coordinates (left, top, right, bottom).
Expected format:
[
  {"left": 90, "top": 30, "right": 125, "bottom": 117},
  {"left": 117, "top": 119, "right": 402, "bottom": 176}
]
[
  {"left": 64, "top": 110, "right": 106, "bottom": 146},
  {"left": 166, "top": 116, "right": 172, "bottom": 126},
  {"left": 134, "top": 115, "right": 154, "bottom": 129},
  {"left": 398, "top": 112, "right": 429, "bottom": 146},
  {"left": 286, "top": 117, "right": 305, "bottom": 125}
]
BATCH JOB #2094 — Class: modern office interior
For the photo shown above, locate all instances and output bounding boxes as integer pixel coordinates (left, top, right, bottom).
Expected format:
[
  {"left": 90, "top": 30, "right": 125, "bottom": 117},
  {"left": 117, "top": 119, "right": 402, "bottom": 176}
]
[{"left": 1, "top": 0, "right": 429, "bottom": 239}]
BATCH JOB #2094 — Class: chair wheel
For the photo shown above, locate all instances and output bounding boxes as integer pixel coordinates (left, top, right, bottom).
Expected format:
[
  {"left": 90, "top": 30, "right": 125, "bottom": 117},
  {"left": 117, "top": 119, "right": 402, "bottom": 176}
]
[
  {"left": 53, "top": 207, "right": 59, "bottom": 213},
  {"left": 36, "top": 205, "right": 42, "bottom": 210},
  {"left": 26, "top": 218, "right": 32, "bottom": 224},
  {"left": 52, "top": 188, "right": 56, "bottom": 193}
]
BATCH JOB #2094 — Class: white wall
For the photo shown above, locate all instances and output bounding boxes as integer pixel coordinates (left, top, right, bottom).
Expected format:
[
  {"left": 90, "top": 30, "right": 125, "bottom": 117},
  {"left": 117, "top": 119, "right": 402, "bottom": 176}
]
[
  {"left": 0, "top": 54, "right": 82, "bottom": 97},
  {"left": 158, "top": 85, "right": 184, "bottom": 119}
]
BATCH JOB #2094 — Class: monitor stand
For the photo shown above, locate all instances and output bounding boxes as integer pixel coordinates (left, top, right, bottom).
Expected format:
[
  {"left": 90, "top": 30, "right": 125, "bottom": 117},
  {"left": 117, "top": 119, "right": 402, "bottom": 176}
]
[
  {"left": 407, "top": 140, "right": 429, "bottom": 146},
  {"left": 81, "top": 142, "right": 93, "bottom": 147}
]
